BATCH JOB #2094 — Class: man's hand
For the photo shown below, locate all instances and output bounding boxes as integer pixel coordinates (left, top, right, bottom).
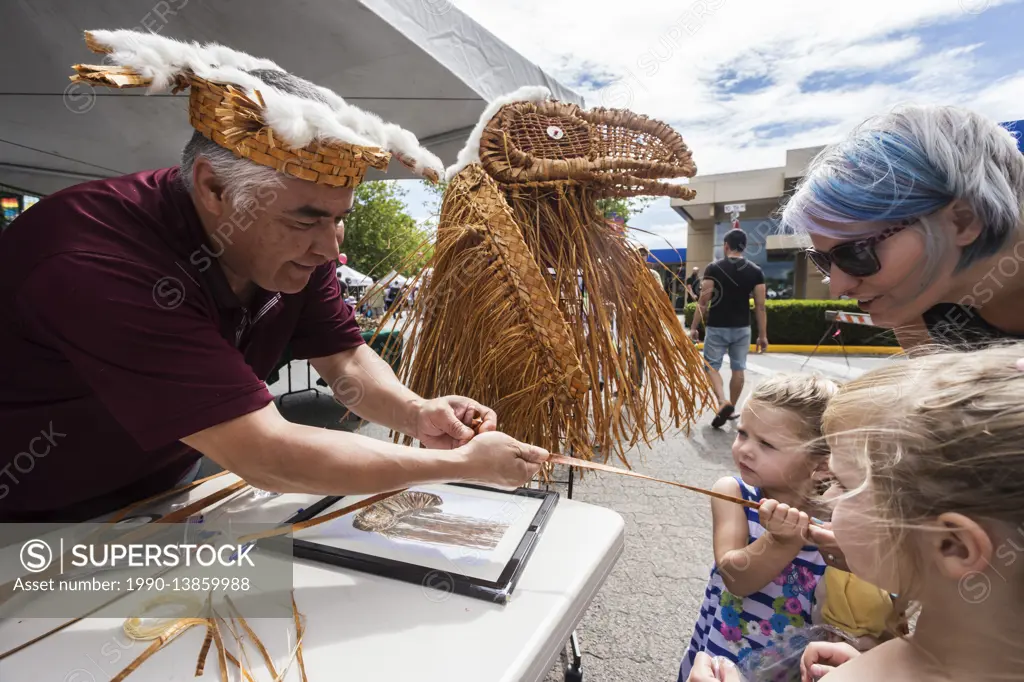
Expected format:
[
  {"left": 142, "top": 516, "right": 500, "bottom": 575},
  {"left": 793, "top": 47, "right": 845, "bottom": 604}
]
[
  {"left": 414, "top": 395, "right": 498, "bottom": 449},
  {"left": 454, "top": 431, "right": 549, "bottom": 488},
  {"left": 690, "top": 327, "right": 701, "bottom": 342},
  {"left": 757, "top": 335, "right": 769, "bottom": 353},
  {"left": 800, "top": 641, "right": 860, "bottom": 681},
  {"left": 687, "top": 652, "right": 741, "bottom": 682},
  {"left": 758, "top": 499, "right": 810, "bottom": 544}
]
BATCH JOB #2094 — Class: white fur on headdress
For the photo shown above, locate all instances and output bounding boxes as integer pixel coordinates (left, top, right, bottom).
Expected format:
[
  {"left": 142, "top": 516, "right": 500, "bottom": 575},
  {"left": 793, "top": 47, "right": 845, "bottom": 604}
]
[
  {"left": 86, "top": 29, "right": 444, "bottom": 179},
  {"left": 444, "top": 85, "right": 554, "bottom": 181}
]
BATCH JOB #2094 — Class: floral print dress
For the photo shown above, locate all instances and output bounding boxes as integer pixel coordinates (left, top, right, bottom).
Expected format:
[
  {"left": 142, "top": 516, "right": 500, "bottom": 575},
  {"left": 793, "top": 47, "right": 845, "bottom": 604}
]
[{"left": 678, "top": 478, "right": 827, "bottom": 682}]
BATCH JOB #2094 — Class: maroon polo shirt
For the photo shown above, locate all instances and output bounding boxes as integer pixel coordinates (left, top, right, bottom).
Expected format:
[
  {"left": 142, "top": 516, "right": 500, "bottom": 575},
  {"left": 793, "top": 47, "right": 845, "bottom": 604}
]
[{"left": 0, "top": 167, "right": 365, "bottom": 522}]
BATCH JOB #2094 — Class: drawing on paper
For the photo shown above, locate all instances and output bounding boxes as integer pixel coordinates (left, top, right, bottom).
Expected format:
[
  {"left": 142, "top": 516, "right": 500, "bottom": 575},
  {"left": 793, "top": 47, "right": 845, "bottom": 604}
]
[{"left": 352, "top": 490, "right": 510, "bottom": 551}]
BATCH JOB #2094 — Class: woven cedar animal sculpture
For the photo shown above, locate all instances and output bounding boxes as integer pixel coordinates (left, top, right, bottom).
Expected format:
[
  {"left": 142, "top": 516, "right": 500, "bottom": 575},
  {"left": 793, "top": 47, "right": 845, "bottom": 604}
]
[{"left": 384, "top": 87, "right": 714, "bottom": 467}]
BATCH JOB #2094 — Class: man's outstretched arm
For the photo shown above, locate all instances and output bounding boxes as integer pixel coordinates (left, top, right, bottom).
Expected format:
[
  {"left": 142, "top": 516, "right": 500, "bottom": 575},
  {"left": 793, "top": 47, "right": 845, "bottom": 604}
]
[{"left": 181, "top": 402, "right": 547, "bottom": 495}]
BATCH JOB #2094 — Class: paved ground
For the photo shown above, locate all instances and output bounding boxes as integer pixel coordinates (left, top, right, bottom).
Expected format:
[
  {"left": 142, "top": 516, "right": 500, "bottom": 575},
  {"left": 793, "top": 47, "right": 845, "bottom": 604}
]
[{"left": 262, "top": 352, "right": 898, "bottom": 682}]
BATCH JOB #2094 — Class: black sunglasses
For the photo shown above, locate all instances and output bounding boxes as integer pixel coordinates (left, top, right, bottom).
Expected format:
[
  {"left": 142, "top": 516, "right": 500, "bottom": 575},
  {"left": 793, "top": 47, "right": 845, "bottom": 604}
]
[{"left": 805, "top": 219, "right": 917, "bottom": 279}]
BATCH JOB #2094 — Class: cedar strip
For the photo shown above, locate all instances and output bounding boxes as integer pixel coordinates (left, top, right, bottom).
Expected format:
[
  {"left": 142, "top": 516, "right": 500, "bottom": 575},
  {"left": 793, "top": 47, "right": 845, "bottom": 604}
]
[
  {"left": 237, "top": 489, "right": 405, "bottom": 543},
  {"left": 225, "top": 652, "right": 257, "bottom": 682},
  {"left": 110, "top": 619, "right": 210, "bottom": 682},
  {"left": 224, "top": 596, "right": 277, "bottom": 679},
  {"left": 548, "top": 455, "right": 759, "bottom": 510},
  {"left": 291, "top": 592, "right": 309, "bottom": 682},
  {"left": 110, "top": 470, "right": 230, "bottom": 522},
  {"left": 194, "top": 625, "right": 214, "bottom": 676},
  {"left": 208, "top": 617, "right": 229, "bottom": 682}
]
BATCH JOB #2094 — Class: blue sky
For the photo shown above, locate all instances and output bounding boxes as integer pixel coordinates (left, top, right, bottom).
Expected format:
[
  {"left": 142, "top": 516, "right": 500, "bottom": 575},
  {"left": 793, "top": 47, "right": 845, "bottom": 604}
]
[{"left": 396, "top": 0, "right": 1024, "bottom": 250}]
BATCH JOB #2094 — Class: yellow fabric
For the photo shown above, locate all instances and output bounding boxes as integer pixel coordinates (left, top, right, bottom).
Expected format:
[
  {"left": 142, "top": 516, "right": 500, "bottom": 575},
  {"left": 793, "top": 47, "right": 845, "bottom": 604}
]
[{"left": 820, "top": 567, "right": 893, "bottom": 638}]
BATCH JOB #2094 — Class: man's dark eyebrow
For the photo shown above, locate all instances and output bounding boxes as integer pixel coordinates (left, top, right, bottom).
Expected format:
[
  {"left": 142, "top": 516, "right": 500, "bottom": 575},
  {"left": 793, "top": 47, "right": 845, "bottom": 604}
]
[
  {"left": 286, "top": 205, "right": 334, "bottom": 219},
  {"left": 286, "top": 205, "right": 355, "bottom": 220}
]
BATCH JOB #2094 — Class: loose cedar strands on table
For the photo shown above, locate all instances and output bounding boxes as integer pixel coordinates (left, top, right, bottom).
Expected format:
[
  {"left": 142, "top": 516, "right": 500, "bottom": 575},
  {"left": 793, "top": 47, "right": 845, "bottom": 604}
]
[
  {"left": 0, "top": 479, "right": 251, "bottom": 661},
  {"left": 108, "top": 591, "right": 307, "bottom": 681},
  {"left": 0, "top": 479, "right": 250, "bottom": 612}
]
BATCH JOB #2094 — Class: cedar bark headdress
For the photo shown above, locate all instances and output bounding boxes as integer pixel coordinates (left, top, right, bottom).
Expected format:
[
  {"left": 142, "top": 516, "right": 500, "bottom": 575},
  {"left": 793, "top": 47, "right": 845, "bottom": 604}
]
[
  {"left": 68, "top": 30, "right": 443, "bottom": 186},
  {"left": 383, "top": 87, "right": 714, "bottom": 467}
]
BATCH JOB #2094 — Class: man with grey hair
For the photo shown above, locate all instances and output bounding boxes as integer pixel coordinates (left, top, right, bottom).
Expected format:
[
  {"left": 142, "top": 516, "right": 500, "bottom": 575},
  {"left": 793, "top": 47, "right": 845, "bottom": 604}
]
[{"left": 0, "top": 32, "right": 548, "bottom": 523}]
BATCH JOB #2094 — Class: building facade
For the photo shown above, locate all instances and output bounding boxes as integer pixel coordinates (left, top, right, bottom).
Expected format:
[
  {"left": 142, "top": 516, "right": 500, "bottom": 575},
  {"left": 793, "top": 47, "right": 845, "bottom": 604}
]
[{"left": 670, "top": 146, "right": 832, "bottom": 301}]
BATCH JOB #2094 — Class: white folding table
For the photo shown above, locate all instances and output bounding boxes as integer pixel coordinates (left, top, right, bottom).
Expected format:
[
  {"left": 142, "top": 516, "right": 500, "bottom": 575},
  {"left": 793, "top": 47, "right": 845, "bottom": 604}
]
[{"left": 0, "top": 474, "right": 623, "bottom": 681}]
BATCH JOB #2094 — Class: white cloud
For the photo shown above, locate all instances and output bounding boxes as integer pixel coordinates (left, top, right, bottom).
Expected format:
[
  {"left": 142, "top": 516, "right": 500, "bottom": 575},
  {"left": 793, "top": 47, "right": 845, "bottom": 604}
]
[{"left": 397, "top": 0, "right": 1023, "bottom": 250}]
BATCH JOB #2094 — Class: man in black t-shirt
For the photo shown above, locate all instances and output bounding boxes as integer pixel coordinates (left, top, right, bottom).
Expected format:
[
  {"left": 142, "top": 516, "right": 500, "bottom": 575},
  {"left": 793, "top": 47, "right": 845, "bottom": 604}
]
[{"left": 689, "top": 229, "right": 768, "bottom": 428}]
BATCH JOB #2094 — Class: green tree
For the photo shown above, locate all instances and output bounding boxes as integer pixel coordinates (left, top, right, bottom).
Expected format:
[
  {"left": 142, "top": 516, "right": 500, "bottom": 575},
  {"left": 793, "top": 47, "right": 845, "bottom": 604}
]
[
  {"left": 595, "top": 196, "right": 654, "bottom": 222},
  {"left": 343, "top": 181, "right": 431, "bottom": 277},
  {"left": 422, "top": 178, "right": 448, "bottom": 225}
]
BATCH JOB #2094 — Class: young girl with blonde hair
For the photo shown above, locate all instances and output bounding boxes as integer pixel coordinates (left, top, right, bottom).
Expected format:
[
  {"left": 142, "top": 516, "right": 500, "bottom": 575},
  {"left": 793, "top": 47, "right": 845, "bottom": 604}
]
[
  {"left": 799, "top": 342, "right": 1024, "bottom": 681},
  {"left": 679, "top": 373, "right": 839, "bottom": 681}
]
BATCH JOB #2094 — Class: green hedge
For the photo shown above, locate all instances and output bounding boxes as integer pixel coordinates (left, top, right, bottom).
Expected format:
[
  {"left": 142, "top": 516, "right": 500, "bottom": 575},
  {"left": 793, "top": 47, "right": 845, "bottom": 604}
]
[{"left": 682, "top": 299, "right": 899, "bottom": 347}]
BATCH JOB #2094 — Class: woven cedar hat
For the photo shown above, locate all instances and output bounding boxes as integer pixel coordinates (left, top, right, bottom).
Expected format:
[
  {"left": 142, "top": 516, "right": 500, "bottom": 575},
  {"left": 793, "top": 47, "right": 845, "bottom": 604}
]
[{"left": 69, "top": 30, "right": 443, "bottom": 187}]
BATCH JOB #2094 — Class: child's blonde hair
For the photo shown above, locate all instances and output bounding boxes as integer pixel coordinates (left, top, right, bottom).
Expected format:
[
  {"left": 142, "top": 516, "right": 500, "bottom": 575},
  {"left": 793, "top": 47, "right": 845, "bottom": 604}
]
[
  {"left": 747, "top": 373, "right": 840, "bottom": 459},
  {"left": 823, "top": 342, "right": 1024, "bottom": 526},
  {"left": 823, "top": 341, "right": 1024, "bottom": 618}
]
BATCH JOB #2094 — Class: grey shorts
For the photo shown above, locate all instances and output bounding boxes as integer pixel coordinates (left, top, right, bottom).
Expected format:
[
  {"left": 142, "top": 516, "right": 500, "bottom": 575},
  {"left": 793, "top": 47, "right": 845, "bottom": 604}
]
[{"left": 703, "top": 326, "right": 751, "bottom": 371}]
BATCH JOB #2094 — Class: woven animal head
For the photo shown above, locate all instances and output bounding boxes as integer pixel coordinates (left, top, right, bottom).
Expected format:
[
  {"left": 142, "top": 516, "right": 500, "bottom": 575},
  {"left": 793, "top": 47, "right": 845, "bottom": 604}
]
[{"left": 447, "top": 88, "right": 697, "bottom": 200}]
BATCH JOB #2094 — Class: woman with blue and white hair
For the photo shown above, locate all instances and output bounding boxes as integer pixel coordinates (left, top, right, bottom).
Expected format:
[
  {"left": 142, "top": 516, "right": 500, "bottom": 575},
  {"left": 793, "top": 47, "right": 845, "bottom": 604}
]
[{"left": 782, "top": 104, "right": 1024, "bottom": 349}]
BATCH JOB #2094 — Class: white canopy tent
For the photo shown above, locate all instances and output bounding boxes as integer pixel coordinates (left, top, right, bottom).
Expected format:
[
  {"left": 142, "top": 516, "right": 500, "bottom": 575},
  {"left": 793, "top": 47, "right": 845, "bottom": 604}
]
[
  {"left": 378, "top": 270, "right": 409, "bottom": 288},
  {"left": 336, "top": 265, "right": 374, "bottom": 287},
  {"left": 0, "top": 0, "right": 582, "bottom": 196}
]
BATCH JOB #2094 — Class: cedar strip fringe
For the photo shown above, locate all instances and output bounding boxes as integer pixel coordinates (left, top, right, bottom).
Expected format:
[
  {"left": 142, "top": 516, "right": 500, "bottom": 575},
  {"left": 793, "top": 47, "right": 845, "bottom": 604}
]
[{"left": 381, "top": 157, "right": 714, "bottom": 472}]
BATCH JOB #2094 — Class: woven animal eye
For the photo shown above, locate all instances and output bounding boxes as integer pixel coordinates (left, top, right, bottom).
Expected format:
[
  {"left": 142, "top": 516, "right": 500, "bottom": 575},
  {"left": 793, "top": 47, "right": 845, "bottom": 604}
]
[{"left": 546, "top": 125, "right": 565, "bottom": 140}]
